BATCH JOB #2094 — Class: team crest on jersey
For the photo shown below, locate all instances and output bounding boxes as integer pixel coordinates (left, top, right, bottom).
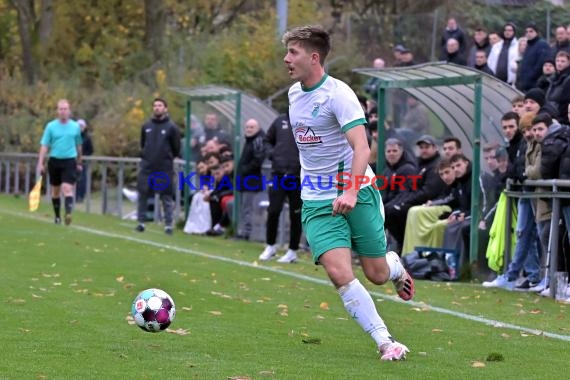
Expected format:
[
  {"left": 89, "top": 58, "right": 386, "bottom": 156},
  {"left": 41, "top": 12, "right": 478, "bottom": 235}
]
[
  {"left": 294, "top": 125, "right": 322, "bottom": 145},
  {"left": 311, "top": 103, "right": 320, "bottom": 118}
]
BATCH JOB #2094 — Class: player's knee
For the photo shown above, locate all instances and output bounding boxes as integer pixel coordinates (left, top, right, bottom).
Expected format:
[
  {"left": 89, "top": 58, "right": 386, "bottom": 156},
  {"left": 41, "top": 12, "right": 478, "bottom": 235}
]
[{"left": 364, "top": 269, "right": 390, "bottom": 285}]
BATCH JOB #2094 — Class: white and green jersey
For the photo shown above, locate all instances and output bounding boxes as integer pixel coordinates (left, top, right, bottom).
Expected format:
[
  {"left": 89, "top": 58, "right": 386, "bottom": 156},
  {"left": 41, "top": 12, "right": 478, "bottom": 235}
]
[{"left": 288, "top": 74, "right": 374, "bottom": 201}]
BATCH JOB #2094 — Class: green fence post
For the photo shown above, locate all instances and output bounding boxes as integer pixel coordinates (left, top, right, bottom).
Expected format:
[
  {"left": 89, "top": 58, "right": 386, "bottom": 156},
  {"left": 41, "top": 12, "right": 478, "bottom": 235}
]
[{"left": 469, "top": 77, "right": 482, "bottom": 265}]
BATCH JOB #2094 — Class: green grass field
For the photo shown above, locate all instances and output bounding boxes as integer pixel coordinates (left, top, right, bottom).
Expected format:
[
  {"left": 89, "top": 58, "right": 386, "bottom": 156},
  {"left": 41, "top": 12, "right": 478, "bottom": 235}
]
[{"left": 1, "top": 194, "right": 568, "bottom": 379}]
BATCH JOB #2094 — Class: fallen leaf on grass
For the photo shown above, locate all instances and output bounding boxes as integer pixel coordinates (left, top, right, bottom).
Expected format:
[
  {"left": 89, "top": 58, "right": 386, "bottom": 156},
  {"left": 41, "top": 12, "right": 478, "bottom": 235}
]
[
  {"left": 471, "top": 361, "right": 486, "bottom": 368},
  {"left": 182, "top": 306, "right": 193, "bottom": 311},
  {"left": 315, "top": 315, "right": 325, "bottom": 320},
  {"left": 166, "top": 328, "right": 189, "bottom": 336},
  {"left": 31, "top": 294, "right": 42, "bottom": 299},
  {"left": 501, "top": 333, "right": 510, "bottom": 339},
  {"left": 209, "top": 311, "right": 222, "bottom": 316},
  {"left": 8, "top": 298, "right": 26, "bottom": 304},
  {"left": 227, "top": 376, "right": 251, "bottom": 380},
  {"left": 432, "top": 329, "right": 443, "bottom": 333},
  {"left": 418, "top": 352, "right": 427, "bottom": 356},
  {"left": 520, "top": 332, "right": 530, "bottom": 337},
  {"left": 529, "top": 309, "right": 542, "bottom": 314},
  {"left": 18, "top": 328, "right": 31, "bottom": 333},
  {"left": 258, "top": 370, "right": 275, "bottom": 376},
  {"left": 115, "top": 276, "right": 124, "bottom": 283},
  {"left": 451, "top": 301, "right": 462, "bottom": 306},
  {"left": 125, "top": 315, "right": 136, "bottom": 325},
  {"left": 277, "top": 304, "right": 288, "bottom": 309},
  {"left": 319, "top": 302, "right": 329, "bottom": 310}
]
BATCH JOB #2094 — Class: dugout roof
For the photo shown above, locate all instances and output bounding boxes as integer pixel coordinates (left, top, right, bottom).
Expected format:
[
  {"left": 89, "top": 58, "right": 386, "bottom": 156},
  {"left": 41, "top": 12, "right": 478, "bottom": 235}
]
[
  {"left": 170, "top": 85, "right": 279, "bottom": 131},
  {"left": 354, "top": 62, "right": 522, "bottom": 159}
]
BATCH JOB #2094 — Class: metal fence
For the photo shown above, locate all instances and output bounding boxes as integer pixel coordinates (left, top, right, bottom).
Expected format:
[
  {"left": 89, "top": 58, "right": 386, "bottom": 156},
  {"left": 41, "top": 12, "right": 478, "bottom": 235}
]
[
  {"left": 0, "top": 152, "right": 291, "bottom": 245},
  {"left": 504, "top": 179, "right": 570, "bottom": 299}
]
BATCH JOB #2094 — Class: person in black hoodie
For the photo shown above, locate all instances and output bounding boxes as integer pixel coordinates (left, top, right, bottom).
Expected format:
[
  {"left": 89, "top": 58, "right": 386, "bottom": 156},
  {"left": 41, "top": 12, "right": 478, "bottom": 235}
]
[
  {"left": 382, "top": 138, "right": 418, "bottom": 251},
  {"left": 258, "top": 113, "right": 303, "bottom": 264},
  {"left": 467, "top": 27, "right": 491, "bottom": 68},
  {"left": 235, "top": 118, "right": 265, "bottom": 240},
  {"left": 135, "top": 98, "right": 181, "bottom": 234}
]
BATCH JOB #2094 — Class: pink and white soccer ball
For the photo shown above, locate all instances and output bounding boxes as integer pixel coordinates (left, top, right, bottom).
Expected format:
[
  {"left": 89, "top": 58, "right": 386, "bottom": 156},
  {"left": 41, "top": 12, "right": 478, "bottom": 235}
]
[{"left": 131, "top": 288, "right": 176, "bottom": 332}]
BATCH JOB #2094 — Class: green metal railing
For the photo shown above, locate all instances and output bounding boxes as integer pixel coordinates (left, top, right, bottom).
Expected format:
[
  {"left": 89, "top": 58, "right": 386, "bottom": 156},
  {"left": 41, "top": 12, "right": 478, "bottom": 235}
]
[{"left": 504, "top": 179, "right": 570, "bottom": 299}]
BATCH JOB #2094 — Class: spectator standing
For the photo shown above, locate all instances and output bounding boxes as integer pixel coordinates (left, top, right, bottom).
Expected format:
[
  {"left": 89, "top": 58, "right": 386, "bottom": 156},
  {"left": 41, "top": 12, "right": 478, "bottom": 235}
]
[
  {"left": 467, "top": 27, "right": 491, "bottom": 68},
  {"left": 518, "top": 23, "right": 551, "bottom": 92},
  {"left": 440, "top": 18, "right": 466, "bottom": 60},
  {"left": 235, "top": 118, "right": 265, "bottom": 240},
  {"left": 546, "top": 51, "right": 570, "bottom": 124},
  {"left": 135, "top": 98, "right": 181, "bottom": 234},
  {"left": 259, "top": 113, "right": 303, "bottom": 264},
  {"left": 551, "top": 26, "right": 570, "bottom": 58},
  {"left": 474, "top": 50, "right": 494, "bottom": 75},
  {"left": 488, "top": 22, "right": 519, "bottom": 85},
  {"left": 444, "top": 38, "right": 467, "bottom": 66},
  {"left": 75, "top": 119, "right": 93, "bottom": 203}
]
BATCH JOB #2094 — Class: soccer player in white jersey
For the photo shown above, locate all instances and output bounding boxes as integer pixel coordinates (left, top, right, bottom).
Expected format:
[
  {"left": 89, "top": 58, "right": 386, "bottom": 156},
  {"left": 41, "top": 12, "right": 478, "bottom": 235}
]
[{"left": 283, "top": 25, "right": 415, "bottom": 361}]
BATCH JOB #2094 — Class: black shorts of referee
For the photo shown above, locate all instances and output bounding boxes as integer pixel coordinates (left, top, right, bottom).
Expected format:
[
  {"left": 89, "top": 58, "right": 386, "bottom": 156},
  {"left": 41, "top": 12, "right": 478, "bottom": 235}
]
[{"left": 48, "top": 157, "right": 78, "bottom": 186}]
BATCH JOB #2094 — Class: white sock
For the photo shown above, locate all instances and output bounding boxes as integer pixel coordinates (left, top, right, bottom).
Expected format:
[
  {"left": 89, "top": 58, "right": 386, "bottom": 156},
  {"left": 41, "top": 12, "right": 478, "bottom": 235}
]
[
  {"left": 386, "top": 251, "right": 404, "bottom": 281},
  {"left": 338, "top": 279, "right": 391, "bottom": 347}
]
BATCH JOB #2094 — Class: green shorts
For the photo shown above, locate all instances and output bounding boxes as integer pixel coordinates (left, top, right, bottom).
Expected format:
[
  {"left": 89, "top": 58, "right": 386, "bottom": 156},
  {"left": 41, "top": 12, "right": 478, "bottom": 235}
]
[{"left": 302, "top": 186, "right": 387, "bottom": 264}]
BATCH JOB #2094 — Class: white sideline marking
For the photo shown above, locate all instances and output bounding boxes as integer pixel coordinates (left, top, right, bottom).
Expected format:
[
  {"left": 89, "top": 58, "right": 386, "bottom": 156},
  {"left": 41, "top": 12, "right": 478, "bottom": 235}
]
[{"left": 5, "top": 210, "right": 570, "bottom": 343}]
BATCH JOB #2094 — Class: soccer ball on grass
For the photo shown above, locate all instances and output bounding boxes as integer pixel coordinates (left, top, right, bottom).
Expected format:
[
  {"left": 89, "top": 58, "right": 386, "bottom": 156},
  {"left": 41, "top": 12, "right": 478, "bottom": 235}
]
[{"left": 131, "top": 288, "right": 176, "bottom": 332}]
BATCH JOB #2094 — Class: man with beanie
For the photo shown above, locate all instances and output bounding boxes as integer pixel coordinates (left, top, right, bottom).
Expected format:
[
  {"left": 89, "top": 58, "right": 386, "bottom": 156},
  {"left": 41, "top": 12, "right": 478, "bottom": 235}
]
[
  {"left": 36, "top": 99, "right": 83, "bottom": 225},
  {"left": 488, "top": 22, "right": 519, "bottom": 85},
  {"left": 518, "top": 23, "right": 551, "bottom": 92},
  {"left": 524, "top": 88, "right": 545, "bottom": 114},
  {"left": 135, "top": 98, "right": 181, "bottom": 234}
]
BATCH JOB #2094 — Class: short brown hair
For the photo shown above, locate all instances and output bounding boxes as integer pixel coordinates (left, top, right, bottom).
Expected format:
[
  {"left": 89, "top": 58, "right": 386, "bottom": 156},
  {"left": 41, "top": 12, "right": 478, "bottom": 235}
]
[
  {"left": 282, "top": 25, "right": 331, "bottom": 65},
  {"left": 511, "top": 95, "right": 524, "bottom": 105},
  {"left": 437, "top": 158, "right": 452, "bottom": 171},
  {"left": 483, "top": 142, "right": 500, "bottom": 153}
]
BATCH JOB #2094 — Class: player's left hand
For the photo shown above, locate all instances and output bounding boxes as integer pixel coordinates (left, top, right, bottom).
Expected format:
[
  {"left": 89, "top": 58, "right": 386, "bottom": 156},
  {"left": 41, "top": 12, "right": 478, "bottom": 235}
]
[{"left": 332, "top": 192, "right": 357, "bottom": 216}]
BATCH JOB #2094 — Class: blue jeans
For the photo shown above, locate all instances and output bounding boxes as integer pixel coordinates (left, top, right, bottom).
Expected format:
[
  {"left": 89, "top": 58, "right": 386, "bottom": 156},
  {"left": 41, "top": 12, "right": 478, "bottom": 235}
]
[{"left": 506, "top": 198, "right": 540, "bottom": 282}]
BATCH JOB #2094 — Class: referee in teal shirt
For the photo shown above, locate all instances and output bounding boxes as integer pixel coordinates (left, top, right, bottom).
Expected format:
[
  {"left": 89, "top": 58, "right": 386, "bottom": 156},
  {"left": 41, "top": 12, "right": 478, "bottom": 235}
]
[{"left": 36, "top": 99, "right": 83, "bottom": 225}]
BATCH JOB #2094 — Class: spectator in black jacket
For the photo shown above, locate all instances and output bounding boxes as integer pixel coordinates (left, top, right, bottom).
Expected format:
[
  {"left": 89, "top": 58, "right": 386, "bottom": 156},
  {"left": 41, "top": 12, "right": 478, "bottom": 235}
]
[
  {"left": 546, "top": 51, "right": 570, "bottom": 124},
  {"left": 444, "top": 38, "right": 467, "bottom": 66},
  {"left": 235, "top": 118, "right": 265, "bottom": 240},
  {"left": 75, "top": 119, "right": 94, "bottom": 203},
  {"left": 384, "top": 135, "right": 446, "bottom": 252},
  {"left": 467, "top": 27, "right": 491, "bottom": 68},
  {"left": 440, "top": 18, "right": 466, "bottom": 60},
  {"left": 501, "top": 111, "right": 525, "bottom": 182},
  {"left": 551, "top": 26, "right": 570, "bottom": 59},
  {"left": 258, "top": 114, "right": 303, "bottom": 264},
  {"left": 518, "top": 23, "right": 551, "bottom": 92},
  {"left": 383, "top": 138, "right": 418, "bottom": 251},
  {"left": 474, "top": 49, "right": 494, "bottom": 75},
  {"left": 536, "top": 59, "right": 556, "bottom": 93},
  {"left": 440, "top": 154, "right": 472, "bottom": 268},
  {"left": 135, "top": 98, "right": 181, "bottom": 234}
]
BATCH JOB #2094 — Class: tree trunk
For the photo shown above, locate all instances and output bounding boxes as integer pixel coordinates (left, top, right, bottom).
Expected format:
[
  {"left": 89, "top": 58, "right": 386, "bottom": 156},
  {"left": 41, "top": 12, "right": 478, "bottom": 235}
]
[
  {"left": 10, "top": 0, "right": 37, "bottom": 85},
  {"left": 39, "top": 0, "right": 54, "bottom": 46},
  {"left": 143, "top": 0, "right": 167, "bottom": 61}
]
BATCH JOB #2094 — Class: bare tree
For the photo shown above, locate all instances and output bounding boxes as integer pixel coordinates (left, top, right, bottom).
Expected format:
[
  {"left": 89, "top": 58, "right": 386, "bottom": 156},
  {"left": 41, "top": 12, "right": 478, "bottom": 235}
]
[
  {"left": 10, "top": 0, "right": 36, "bottom": 84},
  {"left": 144, "top": 0, "right": 167, "bottom": 61}
]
